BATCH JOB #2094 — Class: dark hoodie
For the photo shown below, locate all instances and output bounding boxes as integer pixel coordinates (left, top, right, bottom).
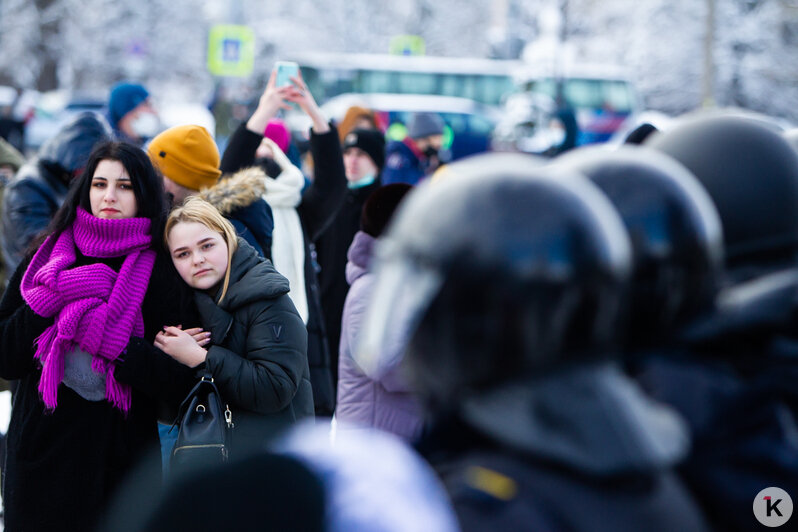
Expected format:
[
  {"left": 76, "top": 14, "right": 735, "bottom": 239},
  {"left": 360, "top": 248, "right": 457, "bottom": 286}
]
[{"left": 0, "top": 112, "right": 112, "bottom": 275}]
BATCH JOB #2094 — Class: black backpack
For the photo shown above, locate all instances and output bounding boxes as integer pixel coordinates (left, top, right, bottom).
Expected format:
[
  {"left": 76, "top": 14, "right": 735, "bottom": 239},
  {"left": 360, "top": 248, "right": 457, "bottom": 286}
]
[{"left": 170, "top": 373, "right": 234, "bottom": 472}]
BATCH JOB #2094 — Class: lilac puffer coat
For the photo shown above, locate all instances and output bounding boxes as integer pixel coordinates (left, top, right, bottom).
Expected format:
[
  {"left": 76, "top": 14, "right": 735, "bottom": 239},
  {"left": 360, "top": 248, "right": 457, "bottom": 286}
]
[{"left": 335, "top": 231, "right": 424, "bottom": 441}]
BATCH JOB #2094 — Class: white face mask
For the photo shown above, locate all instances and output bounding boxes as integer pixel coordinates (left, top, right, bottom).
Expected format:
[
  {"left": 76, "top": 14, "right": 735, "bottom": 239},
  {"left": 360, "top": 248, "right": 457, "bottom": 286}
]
[{"left": 130, "top": 112, "right": 161, "bottom": 139}]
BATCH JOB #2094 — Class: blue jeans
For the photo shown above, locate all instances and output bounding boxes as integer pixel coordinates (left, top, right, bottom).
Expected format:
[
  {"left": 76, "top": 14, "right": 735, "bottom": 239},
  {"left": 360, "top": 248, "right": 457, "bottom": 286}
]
[{"left": 158, "top": 421, "right": 179, "bottom": 478}]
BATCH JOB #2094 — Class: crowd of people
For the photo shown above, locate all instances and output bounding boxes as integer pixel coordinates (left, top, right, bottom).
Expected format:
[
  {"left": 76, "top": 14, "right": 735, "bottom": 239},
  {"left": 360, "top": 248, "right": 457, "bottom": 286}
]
[{"left": 0, "top": 65, "right": 794, "bottom": 532}]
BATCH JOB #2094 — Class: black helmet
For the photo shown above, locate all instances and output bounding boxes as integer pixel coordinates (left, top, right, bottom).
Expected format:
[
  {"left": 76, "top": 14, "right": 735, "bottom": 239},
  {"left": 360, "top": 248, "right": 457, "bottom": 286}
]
[
  {"left": 783, "top": 128, "right": 798, "bottom": 156},
  {"left": 556, "top": 146, "right": 724, "bottom": 347},
  {"left": 356, "top": 153, "right": 631, "bottom": 409},
  {"left": 646, "top": 112, "right": 798, "bottom": 268}
]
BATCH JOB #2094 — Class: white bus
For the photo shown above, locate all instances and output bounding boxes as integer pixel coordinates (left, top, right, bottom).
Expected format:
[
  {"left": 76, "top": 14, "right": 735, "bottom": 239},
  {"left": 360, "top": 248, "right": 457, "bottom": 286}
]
[{"left": 287, "top": 52, "right": 521, "bottom": 106}]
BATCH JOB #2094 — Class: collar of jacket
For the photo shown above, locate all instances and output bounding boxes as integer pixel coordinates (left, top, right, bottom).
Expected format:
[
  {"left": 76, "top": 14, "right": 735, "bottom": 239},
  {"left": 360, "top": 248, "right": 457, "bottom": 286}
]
[
  {"left": 460, "top": 361, "right": 690, "bottom": 477},
  {"left": 193, "top": 239, "right": 290, "bottom": 343},
  {"left": 200, "top": 167, "right": 268, "bottom": 214}
]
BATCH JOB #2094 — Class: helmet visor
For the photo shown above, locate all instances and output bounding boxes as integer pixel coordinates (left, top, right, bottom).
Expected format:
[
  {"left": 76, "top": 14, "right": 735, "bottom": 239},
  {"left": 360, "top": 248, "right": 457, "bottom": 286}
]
[{"left": 354, "top": 245, "right": 444, "bottom": 379}]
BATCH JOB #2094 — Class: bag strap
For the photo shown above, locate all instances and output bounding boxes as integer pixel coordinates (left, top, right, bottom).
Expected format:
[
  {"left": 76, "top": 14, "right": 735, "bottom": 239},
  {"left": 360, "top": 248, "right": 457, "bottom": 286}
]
[{"left": 170, "top": 370, "right": 235, "bottom": 431}]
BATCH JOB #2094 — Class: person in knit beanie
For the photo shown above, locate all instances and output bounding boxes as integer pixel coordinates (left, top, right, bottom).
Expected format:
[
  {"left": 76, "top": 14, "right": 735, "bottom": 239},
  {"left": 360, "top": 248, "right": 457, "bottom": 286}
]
[
  {"left": 148, "top": 124, "right": 275, "bottom": 262},
  {"left": 315, "top": 127, "right": 386, "bottom": 382},
  {"left": 148, "top": 124, "right": 222, "bottom": 205},
  {"left": 382, "top": 112, "right": 446, "bottom": 186},
  {"left": 264, "top": 119, "right": 291, "bottom": 154},
  {"left": 254, "top": 118, "right": 303, "bottom": 172},
  {"left": 342, "top": 128, "right": 385, "bottom": 181},
  {"left": 337, "top": 105, "right": 379, "bottom": 144},
  {"left": 218, "top": 65, "right": 347, "bottom": 417},
  {"left": 107, "top": 82, "right": 160, "bottom": 146},
  {"left": 0, "top": 136, "right": 24, "bottom": 185}
]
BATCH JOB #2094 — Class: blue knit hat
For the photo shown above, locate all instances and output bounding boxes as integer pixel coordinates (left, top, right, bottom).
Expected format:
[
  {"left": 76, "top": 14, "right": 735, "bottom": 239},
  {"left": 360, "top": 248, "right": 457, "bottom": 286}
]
[{"left": 108, "top": 82, "right": 149, "bottom": 128}]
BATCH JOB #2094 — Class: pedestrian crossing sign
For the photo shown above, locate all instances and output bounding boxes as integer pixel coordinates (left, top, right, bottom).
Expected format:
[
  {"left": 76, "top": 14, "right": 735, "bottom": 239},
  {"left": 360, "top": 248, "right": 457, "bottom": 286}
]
[{"left": 208, "top": 25, "right": 255, "bottom": 77}]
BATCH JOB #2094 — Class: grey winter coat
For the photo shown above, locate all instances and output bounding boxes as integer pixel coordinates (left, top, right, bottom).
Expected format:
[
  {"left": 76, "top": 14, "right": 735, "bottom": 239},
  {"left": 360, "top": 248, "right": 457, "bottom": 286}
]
[{"left": 197, "top": 239, "right": 314, "bottom": 452}]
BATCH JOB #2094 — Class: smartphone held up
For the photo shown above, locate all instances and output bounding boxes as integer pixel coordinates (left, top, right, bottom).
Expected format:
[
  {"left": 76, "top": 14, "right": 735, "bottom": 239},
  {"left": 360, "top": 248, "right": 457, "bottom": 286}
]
[{"left": 274, "top": 61, "right": 299, "bottom": 88}]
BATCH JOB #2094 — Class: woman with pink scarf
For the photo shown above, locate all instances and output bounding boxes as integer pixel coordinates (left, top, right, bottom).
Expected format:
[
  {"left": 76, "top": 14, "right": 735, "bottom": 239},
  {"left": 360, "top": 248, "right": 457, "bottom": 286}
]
[{"left": 0, "top": 141, "right": 202, "bottom": 531}]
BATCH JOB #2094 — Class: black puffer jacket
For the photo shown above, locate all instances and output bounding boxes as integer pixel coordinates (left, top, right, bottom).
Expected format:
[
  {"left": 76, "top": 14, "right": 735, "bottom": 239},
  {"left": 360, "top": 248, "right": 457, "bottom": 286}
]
[
  {"left": 220, "top": 123, "right": 346, "bottom": 415},
  {"left": 196, "top": 239, "right": 314, "bottom": 453},
  {"left": 0, "top": 112, "right": 112, "bottom": 275}
]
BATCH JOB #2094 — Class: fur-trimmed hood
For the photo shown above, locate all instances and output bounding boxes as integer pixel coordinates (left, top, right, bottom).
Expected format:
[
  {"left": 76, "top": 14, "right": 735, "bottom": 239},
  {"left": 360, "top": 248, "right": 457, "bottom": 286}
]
[
  {"left": 200, "top": 166, "right": 267, "bottom": 215},
  {"left": 200, "top": 166, "right": 274, "bottom": 260}
]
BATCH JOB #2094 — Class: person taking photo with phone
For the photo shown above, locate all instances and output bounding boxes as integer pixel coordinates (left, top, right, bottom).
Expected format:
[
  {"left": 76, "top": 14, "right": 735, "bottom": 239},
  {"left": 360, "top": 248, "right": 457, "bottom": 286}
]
[{"left": 219, "top": 65, "right": 346, "bottom": 418}]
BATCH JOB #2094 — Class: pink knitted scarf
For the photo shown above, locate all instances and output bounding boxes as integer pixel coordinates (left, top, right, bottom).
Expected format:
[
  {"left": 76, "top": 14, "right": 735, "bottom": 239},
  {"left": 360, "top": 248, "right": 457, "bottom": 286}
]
[{"left": 21, "top": 207, "right": 157, "bottom": 412}]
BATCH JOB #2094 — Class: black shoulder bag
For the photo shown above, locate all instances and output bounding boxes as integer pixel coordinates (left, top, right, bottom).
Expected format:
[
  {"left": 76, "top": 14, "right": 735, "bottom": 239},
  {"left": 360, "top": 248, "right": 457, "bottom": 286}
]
[{"left": 170, "top": 372, "right": 234, "bottom": 471}]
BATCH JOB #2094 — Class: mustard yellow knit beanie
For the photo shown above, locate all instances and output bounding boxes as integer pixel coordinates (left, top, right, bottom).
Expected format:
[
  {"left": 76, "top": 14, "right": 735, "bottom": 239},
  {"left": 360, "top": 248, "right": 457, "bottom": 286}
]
[{"left": 148, "top": 125, "right": 221, "bottom": 191}]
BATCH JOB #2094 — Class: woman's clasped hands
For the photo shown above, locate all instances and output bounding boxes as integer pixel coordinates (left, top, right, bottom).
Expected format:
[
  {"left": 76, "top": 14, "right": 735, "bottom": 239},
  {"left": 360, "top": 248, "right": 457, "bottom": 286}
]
[{"left": 154, "top": 326, "right": 211, "bottom": 368}]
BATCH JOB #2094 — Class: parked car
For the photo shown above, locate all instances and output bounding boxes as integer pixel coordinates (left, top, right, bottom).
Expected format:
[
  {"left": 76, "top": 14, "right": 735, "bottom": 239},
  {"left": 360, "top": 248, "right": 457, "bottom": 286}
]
[{"left": 285, "top": 93, "right": 501, "bottom": 161}]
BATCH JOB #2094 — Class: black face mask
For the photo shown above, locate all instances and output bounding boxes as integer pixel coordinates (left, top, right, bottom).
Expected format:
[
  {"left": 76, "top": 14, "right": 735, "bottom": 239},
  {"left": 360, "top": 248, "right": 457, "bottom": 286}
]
[
  {"left": 254, "top": 157, "right": 282, "bottom": 178},
  {"left": 423, "top": 146, "right": 440, "bottom": 160}
]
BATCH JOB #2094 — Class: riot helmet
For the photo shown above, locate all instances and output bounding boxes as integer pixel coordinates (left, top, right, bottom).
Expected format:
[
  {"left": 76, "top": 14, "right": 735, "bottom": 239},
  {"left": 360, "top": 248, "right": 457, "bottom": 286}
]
[
  {"left": 646, "top": 112, "right": 798, "bottom": 271},
  {"left": 556, "top": 146, "right": 724, "bottom": 348},
  {"left": 782, "top": 128, "right": 798, "bottom": 157},
  {"left": 356, "top": 153, "right": 632, "bottom": 410}
]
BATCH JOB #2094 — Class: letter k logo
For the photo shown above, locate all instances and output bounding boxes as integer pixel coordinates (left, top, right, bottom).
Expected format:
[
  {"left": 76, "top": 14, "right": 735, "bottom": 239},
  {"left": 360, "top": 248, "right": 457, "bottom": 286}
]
[
  {"left": 754, "top": 488, "right": 792, "bottom": 526},
  {"left": 765, "top": 496, "right": 784, "bottom": 518}
]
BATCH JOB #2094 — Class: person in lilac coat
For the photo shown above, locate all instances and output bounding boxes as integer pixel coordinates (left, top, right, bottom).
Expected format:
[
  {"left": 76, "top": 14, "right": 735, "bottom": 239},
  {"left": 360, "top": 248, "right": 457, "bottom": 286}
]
[{"left": 335, "top": 184, "right": 422, "bottom": 441}]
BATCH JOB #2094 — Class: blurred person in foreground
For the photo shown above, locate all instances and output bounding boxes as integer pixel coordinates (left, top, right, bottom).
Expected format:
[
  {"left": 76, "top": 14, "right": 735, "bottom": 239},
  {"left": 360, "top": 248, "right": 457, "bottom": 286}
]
[
  {"left": 335, "top": 184, "right": 423, "bottom": 441},
  {"left": 1, "top": 111, "right": 112, "bottom": 279},
  {"left": 104, "top": 421, "right": 459, "bottom": 532},
  {"left": 382, "top": 111, "right": 447, "bottom": 186},
  {"left": 357, "top": 153, "right": 708, "bottom": 531},
  {"left": 107, "top": 82, "right": 161, "bottom": 146},
  {"left": 641, "top": 112, "right": 798, "bottom": 530},
  {"left": 316, "top": 128, "right": 386, "bottom": 382},
  {"left": 218, "top": 66, "right": 346, "bottom": 417}
]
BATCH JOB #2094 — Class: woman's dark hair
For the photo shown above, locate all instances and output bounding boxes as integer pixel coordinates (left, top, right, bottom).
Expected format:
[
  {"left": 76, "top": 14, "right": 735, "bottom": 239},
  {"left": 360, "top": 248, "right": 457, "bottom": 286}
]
[{"left": 32, "top": 140, "right": 169, "bottom": 252}]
